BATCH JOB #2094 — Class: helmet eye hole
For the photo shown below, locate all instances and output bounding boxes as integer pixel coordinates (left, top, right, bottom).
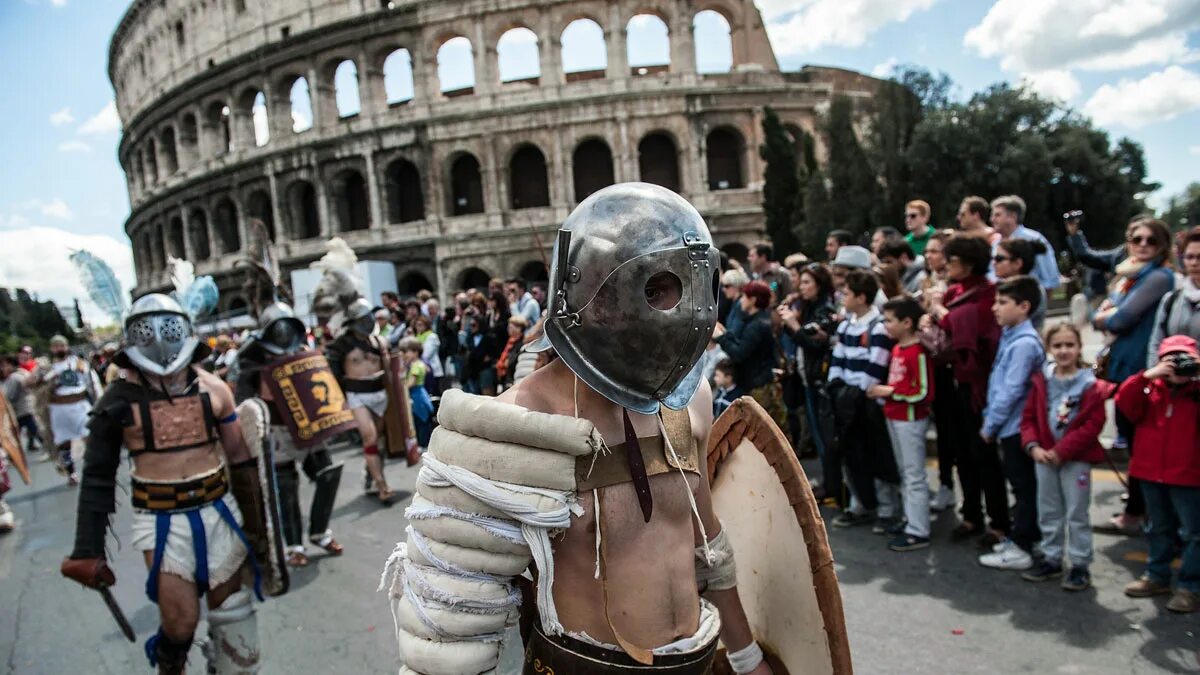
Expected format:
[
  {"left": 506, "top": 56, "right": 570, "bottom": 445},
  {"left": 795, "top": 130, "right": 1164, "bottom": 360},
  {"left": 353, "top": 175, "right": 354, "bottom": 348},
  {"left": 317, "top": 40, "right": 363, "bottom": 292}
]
[{"left": 645, "top": 272, "right": 683, "bottom": 311}]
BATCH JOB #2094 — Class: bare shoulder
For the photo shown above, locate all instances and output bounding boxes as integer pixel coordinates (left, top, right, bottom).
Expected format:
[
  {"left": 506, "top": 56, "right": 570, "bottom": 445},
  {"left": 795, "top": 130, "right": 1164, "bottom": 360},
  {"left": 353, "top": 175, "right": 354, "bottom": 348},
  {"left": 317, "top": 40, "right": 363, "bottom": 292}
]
[
  {"left": 496, "top": 361, "right": 572, "bottom": 416},
  {"left": 687, "top": 378, "right": 714, "bottom": 437},
  {"left": 195, "top": 367, "right": 234, "bottom": 414}
]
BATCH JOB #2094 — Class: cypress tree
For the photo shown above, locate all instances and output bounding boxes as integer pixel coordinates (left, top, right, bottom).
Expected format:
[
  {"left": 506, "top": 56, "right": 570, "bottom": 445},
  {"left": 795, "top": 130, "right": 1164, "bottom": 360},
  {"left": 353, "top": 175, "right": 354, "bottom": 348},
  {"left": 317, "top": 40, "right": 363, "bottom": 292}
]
[{"left": 759, "top": 107, "right": 802, "bottom": 257}]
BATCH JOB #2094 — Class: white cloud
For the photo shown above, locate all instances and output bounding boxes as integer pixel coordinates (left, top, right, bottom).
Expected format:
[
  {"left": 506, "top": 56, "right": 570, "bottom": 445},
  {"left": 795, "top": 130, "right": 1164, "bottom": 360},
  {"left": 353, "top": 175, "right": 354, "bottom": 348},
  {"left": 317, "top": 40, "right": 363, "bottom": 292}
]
[
  {"left": 1083, "top": 66, "right": 1200, "bottom": 128},
  {"left": 77, "top": 100, "right": 120, "bottom": 135},
  {"left": 40, "top": 199, "right": 73, "bottom": 221},
  {"left": 49, "top": 0, "right": 67, "bottom": 6},
  {"left": 1022, "top": 70, "right": 1082, "bottom": 102},
  {"left": 49, "top": 107, "right": 74, "bottom": 126},
  {"left": 871, "top": 57, "right": 898, "bottom": 78},
  {"left": 57, "top": 140, "right": 92, "bottom": 153},
  {"left": 0, "top": 226, "right": 134, "bottom": 327},
  {"left": 761, "top": 0, "right": 941, "bottom": 58},
  {"left": 964, "top": 0, "right": 1200, "bottom": 74}
]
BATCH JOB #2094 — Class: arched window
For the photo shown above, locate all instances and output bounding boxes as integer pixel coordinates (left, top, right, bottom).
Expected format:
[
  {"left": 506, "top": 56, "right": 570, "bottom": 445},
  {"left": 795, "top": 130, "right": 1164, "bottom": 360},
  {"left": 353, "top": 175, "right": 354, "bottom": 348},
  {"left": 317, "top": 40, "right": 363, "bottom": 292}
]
[
  {"left": 561, "top": 18, "right": 606, "bottom": 81},
  {"left": 627, "top": 14, "right": 670, "bottom": 75},
  {"left": 510, "top": 144, "right": 550, "bottom": 209},
  {"left": 332, "top": 169, "right": 370, "bottom": 232},
  {"left": 188, "top": 208, "right": 210, "bottom": 261},
  {"left": 334, "top": 60, "right": 361, "bottom": 118},
  {"left": 497, "top": 27, "right": 541, "bottom": 84},
  {"left": 693, "top": 10, "right": 733, "bottom": 74},
  {"left": 519, "top": 260, "right": 548, "bottom": 283},
  {"left": 459, "top": 267, "right": 491, "bottom": 291},
  {"left": 179, "top": 114, "right": 198, "bottom": 161},
  {"left": 706, "top": 127, "right": 744, "bottom": 190},
  {"left": 398, "top": 271, "right": 433, "bottom": 296},
  {"left": 144, "top": 139, "right": 159, "bottom": 184},
  {"left": 449, "top": 153, "right": 484, "bottom": 215},
  {"left": 286, "top": 181, "right": 320, "bottom": 240},
  {"left": 245, "top": 189, "right": 275, "bottom": 241},
  {"left": 722, "top": 242, "right": 749, "bottom": 264},
  {"left": 252, "top": 91, "right": 270, "bottom": 146},
  {"left": 383, "top": 48, "right": 415, "bottom": 105},
  {"left": 290, "top": 77, "right": 313, "bottom": 132},
  {"left": 572, "top": 138, "right": 615, "bottom": 202},
  {"left": 213, "top": 198, "right": 240, "bottom": 254},
  {"left": 638, "top": 133, "right": 680, "bottom": 193},
  {"left": 385, "top": 158, "right": 425, "bottom": 223},
  {"left": 206, "top": 101, "right": 232, "bottom": 154},
  {"left": 160, "top": 128, "right": 179, "bottom": 175},
  {"left": 150, "top": 224, "right": 165, "bottom": 272},
  {"left": 437, "top": 37, "right": 475, "bottom": 95},
  {"left": 167, "top": 217, "right": 185, "bottom": 258}
]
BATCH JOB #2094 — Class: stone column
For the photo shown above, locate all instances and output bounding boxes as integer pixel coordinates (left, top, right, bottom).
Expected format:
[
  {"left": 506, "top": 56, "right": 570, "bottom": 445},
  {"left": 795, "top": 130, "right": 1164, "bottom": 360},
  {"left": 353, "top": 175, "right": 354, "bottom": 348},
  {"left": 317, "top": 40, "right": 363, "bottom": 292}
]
[
  {"left": 474, "top": 19, "right": 496, "bottom": 97},
  {"left": 427, "top": 148, "right": 446, "bottom": 222},
  {"left": 267, "top": 168, "right": 286, "bottom": 244},
  {"left": 616, "top": 114, "right": 634, "bottom": 182},
  {"left": 538, "top": 13, "right": 562, "bottom": 87},
  {"left": 264, "top": 81, "right": 289, "bottom": 143},
  {"left": 605, "top": 5, "right": 628, "bottom": 80},
  {"left": 680, "top": 125, "right": 702, "bottom": 197},
  {"left": 483, "top": 139, "right": 501, "bottom": 215},
  {"left": 203, "top": 208, "right": 219, "bottom": 262},
  {"left": 364, "top": 152, "right": 384, "bottom": 229},
  {"left": 359, "top": 47, "right": 386, "bottom": 117},
  {"left": 549, "top": 129, "right": 567, "bottom": 207},
  {"left": 310, "top": 65, "right": 336, "bottom": 129},
  {"left": 181, "top": 207, "right": 195, "bottom": 260},
  {"left": 670, "top": 1, "right": 698, "bottom": 76},
  {"left": 748, "top": 109, "right": 765, "bottom": 187},
  {"left": 315, "top": 168, "right": 334, "bottom": 237}
]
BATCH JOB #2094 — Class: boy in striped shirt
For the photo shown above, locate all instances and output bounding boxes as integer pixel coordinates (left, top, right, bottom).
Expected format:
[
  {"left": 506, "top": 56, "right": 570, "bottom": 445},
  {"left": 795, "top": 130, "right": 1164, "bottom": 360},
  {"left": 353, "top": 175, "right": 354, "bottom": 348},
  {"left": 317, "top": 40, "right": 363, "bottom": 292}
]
[{"left": 869, "top": 297, "right": 936, "bottom": 551}]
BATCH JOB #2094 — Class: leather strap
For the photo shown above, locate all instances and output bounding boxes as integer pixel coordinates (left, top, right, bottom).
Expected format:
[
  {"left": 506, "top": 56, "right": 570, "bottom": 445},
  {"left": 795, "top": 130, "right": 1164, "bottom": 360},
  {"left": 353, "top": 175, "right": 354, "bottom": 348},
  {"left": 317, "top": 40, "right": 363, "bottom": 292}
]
[{"left": 623, "top": 409, "right": 653, "bottom": 523}]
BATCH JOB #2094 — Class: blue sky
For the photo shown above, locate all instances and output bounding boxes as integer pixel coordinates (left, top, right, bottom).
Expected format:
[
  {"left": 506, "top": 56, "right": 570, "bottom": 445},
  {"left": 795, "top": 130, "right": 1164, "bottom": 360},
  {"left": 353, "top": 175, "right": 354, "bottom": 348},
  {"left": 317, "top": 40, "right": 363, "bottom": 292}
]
[{"left": 1, "top": 0, "right": 1198, "bottom": 325}]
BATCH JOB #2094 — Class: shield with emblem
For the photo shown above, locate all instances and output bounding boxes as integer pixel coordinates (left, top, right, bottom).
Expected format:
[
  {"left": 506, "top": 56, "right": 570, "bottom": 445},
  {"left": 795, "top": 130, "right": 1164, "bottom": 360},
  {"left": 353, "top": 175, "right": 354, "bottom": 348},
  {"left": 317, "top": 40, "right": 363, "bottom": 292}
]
[
  {"left": 382, "top": 350, "right": 419, "bottom": 465},
  {"left": 264, "top": 351, "right": 357, "bottom": 448},
  {"left": 707, "top": 397, "right": 852, "bottom": 675},
  {"left": 235, "top": 397, "right": 289, "bottom": 596}
]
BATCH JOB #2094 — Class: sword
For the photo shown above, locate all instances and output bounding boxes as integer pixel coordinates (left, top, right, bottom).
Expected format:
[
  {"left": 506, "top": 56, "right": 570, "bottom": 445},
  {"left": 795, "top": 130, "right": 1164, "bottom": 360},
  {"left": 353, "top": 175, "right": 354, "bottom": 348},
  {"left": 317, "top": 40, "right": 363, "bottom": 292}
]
[{"left": 97, "top": 583, "right": 136, "bottom": 642}]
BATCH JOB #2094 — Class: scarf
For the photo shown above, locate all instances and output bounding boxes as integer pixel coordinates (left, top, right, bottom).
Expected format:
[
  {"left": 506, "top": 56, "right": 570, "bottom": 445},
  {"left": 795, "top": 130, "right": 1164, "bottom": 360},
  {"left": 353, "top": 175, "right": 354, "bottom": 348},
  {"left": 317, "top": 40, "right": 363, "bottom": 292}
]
[
  {"left": 1184, "top": 276, "right": 1200, "bottom": 304},
  {"left": 1111, "top": 258, "right": 1150, "bottom": 296}
]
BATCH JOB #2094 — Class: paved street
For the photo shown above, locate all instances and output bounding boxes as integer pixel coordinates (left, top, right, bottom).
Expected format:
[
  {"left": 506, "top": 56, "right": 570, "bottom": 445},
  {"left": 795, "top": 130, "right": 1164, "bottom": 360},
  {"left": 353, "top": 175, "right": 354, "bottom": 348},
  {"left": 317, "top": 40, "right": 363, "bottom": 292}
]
[{"left": 1, "top": 429, "right": 1197, "bottom": 673}]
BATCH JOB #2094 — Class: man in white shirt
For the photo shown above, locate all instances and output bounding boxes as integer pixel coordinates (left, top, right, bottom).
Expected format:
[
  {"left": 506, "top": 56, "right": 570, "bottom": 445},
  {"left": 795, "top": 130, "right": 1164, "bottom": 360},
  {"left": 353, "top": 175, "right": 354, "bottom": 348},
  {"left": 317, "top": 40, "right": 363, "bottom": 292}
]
[
  {"left": 989, "top": 195, "right": 1060, "bottom": 290},
  {"left": 506, "top": 278, "right": 541, "bottom": 335}
]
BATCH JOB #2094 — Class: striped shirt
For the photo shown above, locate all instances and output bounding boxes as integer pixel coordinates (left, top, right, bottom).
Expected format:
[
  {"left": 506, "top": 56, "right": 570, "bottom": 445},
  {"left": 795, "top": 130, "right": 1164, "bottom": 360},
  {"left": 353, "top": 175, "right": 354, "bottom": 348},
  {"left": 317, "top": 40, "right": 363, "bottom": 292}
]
[{"left": 827, "top": 306, "right": 894, "bottom": 392}]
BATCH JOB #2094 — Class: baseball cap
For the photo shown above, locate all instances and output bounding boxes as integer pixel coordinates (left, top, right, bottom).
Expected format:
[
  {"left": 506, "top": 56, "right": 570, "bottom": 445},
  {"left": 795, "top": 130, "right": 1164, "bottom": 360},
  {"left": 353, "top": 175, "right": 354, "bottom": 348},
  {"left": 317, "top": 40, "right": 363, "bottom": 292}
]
[{"left": 1158, "top": 335, "right": 1200, "bottom": 359}]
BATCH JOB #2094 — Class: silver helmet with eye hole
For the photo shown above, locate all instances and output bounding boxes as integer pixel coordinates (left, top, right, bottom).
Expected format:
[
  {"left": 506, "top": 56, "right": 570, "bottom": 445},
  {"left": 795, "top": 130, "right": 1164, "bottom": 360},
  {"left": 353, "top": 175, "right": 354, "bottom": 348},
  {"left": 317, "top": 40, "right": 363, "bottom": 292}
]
[
  {"left": 258, "top": 301, "right": 307, "bottom": 355},
  {"left": 122, "top": 293, "right": 206, "bottom": 377},
  {"left": 529, "top": 182, "right": 719, "bottom": 414}
]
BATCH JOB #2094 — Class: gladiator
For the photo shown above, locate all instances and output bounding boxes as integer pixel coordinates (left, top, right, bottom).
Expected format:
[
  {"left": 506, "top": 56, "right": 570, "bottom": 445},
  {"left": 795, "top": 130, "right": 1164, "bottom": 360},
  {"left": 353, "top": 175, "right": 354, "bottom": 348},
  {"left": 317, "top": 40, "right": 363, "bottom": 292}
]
[
  {"left": 44, "top": 334, "right": 100, "bottom": 484},
  {"left": 62, "top": 294, "right": 266, "bottom": 674}
]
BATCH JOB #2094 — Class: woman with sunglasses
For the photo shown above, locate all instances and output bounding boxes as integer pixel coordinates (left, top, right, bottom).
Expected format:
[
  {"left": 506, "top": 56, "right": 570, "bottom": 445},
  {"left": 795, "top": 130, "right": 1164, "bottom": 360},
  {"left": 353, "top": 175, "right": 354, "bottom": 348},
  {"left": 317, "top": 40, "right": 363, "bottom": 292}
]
[
  {"left": 1095, "top": 218, "right": 1176, "bottom": 535},
  {"left": 994, "top": 238, "right": 1049, "bottom": 329},
  {"left": 1149, "top": 226, "right": 1200, "bottom": 363},
  {"left": 779, "top": 263, "right": 839, "bottom": 476}
]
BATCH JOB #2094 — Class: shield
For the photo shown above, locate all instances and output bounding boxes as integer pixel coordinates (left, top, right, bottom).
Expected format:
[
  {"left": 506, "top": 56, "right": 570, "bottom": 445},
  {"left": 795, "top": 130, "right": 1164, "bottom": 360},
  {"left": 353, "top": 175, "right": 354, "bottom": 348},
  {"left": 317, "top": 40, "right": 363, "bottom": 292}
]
[
  {"left": 263, "top": 351, "right": 357, "bottom": 448},
  {"left": 235, "top": 397, "right": 290, "bottom": 596},
  {"left": 0, "top": 390, "right": 31, "bottom": 485},
  {"left": 706, "top": 397, "right": 852, "bottom": 675},
  {"left": 381, "top": 344, "right": 419, "bottom": 465}
]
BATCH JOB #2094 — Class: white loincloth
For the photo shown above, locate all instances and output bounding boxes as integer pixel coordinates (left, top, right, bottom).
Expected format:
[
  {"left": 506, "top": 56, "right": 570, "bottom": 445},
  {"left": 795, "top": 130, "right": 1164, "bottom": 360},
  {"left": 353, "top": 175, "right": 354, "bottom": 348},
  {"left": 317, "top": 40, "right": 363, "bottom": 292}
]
[
  {"left": 49, "top": 400, "right": 91, "bottom": 445},
  {"left": 347, "top": 390, "right": 388, "bottom": 417},
  {"left": 131, "top": 489, "right": 248, "bottom": 589},
  {"left": 569, "top": 598, "right": 722, "bottom": 656}
]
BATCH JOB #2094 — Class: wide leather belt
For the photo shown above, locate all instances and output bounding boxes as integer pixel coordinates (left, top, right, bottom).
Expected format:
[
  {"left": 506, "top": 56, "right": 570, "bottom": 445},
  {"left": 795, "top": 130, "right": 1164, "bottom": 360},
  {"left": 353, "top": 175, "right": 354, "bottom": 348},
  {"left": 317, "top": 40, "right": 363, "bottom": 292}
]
[
  {"left": 50, "top": 393, "right": 87, "bottom": 404},
  {"left": 132, "top": 470, "right": 228, "bottom": 512},
  {"left": 341, "top": 376, "right": 385, "bottom": 393},
  {"left": 524, "top": 621, "right": 717, "bottom": 674}
]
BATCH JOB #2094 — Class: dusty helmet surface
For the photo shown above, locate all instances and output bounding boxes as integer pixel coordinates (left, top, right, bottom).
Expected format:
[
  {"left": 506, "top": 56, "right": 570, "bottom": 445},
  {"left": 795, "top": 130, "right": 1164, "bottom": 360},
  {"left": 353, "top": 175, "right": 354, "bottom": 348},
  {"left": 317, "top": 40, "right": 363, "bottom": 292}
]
[
  {"left": 258, "top": 301, "right": 306, "bottom": 355},
  {"left": 345, "top": 298, "right": 377, "bottom": 337},
  {"left": 532, "top": 182, "right": 719, "bottom": 414},
  {"left": 123, "top": 293, "right": 203, "bottom": 377}
]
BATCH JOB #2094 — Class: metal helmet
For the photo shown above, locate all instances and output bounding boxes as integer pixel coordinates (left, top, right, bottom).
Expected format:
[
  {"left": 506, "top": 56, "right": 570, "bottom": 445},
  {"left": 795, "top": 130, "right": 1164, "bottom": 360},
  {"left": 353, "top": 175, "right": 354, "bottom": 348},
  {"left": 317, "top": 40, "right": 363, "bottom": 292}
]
[
  {"left": 345, "top": 298, "right": 376, "bottom": 337},
  {"left": 122, "top": 293, "right": 202, "bottom": 377},
  {"left": 258, "top": 301, "right": 306, "bottom": 355},
  {"left": 530, "top": 182, "right": 720, "bottom": 414}
]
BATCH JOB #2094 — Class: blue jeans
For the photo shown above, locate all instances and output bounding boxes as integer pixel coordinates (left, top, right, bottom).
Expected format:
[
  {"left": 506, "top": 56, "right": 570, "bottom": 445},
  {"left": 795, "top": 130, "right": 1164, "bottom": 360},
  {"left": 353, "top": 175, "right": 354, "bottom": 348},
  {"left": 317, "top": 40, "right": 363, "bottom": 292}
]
[{"left": 1141, "top": 481, "right": 1200, "bottom": 591}]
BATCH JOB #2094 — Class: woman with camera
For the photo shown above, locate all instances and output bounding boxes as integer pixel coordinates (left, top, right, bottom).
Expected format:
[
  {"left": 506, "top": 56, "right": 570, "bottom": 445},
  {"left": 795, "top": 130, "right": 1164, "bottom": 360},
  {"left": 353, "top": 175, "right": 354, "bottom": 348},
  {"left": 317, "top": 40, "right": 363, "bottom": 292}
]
[
  {"left": 779, "top": 263, "right": 839, "bottom": 467},
  {"left": 1149, "top": 227, "right": 1200, "bottom": 363},
  {"left": 1094, "top": 218, "right": 1176, "bottom": 534}
]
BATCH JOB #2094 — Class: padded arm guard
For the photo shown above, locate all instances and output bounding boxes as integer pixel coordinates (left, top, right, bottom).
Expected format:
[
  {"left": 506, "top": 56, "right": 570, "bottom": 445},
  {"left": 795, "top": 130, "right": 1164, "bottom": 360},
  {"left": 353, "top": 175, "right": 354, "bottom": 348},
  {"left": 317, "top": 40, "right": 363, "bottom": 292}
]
[
  {"left": 694, "top": 525, "right": 737, "bottom": 592},
  {"left": 70, "top": 394, "right": 127, "bottom": 559},
  {"left": 229, "top": 459, "right": 270, "bottom": 566}
]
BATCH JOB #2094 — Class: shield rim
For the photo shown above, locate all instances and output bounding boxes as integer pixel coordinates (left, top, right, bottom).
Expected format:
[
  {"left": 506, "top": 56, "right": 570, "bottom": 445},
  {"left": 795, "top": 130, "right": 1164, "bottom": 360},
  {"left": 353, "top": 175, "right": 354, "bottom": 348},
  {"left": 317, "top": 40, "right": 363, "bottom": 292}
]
[{"left": 706, "top": 396, "right": 852, "bottom": 675}]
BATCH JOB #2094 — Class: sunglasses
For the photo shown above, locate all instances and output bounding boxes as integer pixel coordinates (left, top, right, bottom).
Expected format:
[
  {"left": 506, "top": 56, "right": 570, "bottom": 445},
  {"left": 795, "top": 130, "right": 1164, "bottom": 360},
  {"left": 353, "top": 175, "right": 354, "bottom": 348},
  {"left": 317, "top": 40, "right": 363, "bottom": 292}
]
[
  {"left": 1127, "top": 235, "right": 1157, "bottom": 246},
  {"left": 904, "top": 213, "right": 920, "bottom": 219},
  {"left": 993, "top": 255, "right": 1013, "bottom": 263}
]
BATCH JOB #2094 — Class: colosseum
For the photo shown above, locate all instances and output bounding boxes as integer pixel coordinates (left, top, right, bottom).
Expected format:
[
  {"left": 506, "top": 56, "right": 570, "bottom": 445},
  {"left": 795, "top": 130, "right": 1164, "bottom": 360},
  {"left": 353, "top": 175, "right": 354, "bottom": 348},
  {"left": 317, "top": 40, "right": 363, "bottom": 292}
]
[{"left": 113, "top": 0, "right": 878, "bottom": 314}]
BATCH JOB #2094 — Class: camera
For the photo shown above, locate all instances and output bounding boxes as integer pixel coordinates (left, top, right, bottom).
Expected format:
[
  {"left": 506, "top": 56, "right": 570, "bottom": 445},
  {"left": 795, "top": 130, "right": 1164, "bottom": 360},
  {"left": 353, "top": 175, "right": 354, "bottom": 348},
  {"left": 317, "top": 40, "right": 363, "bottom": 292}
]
[
  {"left": 1169, "top": 352, "right": 1200, "bottom": 378},
  {"left": 1062, "top": 210, "right": 1084, "bottom": 223},
  {"left": 802, "top": 322, "right": 822, "bottom": 335}
]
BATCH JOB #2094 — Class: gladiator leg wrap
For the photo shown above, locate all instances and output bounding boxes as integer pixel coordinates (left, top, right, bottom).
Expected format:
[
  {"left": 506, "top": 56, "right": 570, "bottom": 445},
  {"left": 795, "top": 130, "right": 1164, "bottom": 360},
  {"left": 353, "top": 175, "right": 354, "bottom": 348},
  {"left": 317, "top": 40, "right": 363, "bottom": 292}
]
[
  {"left": 207, "top": 588, "right": 260, "bottom": 674},
  {"left": 363, "top": 443, "right": 379, "bottom": 456},
  {"left": 275, "top": 461, "right": 302, "bottom": 548},
  {"left": 145, "top": 628, "right": 192, "bottom": 674},
  {"left": 694, "top": 524, "right": 737, "bottom": 592},
  {"left": 307, "top": 459, "right": 342, "bottom": 538}
]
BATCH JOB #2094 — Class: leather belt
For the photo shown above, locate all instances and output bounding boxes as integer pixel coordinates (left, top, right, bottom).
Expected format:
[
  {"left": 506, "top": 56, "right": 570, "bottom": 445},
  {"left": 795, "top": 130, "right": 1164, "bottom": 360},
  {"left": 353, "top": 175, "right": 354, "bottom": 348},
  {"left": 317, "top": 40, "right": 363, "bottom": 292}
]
[
  {"left": 50, "top": 392, "right": 87, "bottom": 404},
  {"left": 523, "top": 620, "right": 717, "bottom": 674},
  {"left": 341, "top": 376, "right": 385, "bottom": 393},
  {"left": 132, "top": 470, "right": 228, "bottom": 512}
]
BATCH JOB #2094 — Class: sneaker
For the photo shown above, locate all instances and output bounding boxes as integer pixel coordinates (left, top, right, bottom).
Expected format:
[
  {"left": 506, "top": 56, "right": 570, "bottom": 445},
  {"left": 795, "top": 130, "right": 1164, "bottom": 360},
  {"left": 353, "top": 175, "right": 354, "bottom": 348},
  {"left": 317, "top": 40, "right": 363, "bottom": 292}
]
[
  {"left": 1166, "top": 589, "right": 1199, "bottom": 613},
  {"left": 1124, "top": 576, "right": 1172, "bottom": 598},
  {"left": 67, "top": 473, "right": 79, "bottom": 487},
  {"left": 1021, "top": 559, "right": 1063, "bottom": 582},
  {"left": 1061, "top": 566, "right": 1091, "bottom": 592},
  {"left": 1096, "top": 513, "right": 1143, "bottom": 536},
  {"left": 930, "top": 485, "right": 956, "bottom": 512},
  {"left": 831, "top": 511, "right": 873, "bottom": 528},
  {"left": 872, "top": 517, "right": 903, "bottom": 535},
  {"left": 888, "top": 534, "right": 930, "bottom": 552},
  {"left": 0, "top": 502, "right": 13, "bottom": 533},
  {"left": 978, "top": 539, "right": 1033, "bottom": 570}
]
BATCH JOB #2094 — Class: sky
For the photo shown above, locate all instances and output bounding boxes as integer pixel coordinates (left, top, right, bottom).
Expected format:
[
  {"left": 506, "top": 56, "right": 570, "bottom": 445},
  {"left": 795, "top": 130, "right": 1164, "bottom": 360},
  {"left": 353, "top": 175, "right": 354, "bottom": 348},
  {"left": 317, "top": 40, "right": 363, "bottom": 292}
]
[{"left": 1, "top": 0, "right": 1198, "bottom": 326}]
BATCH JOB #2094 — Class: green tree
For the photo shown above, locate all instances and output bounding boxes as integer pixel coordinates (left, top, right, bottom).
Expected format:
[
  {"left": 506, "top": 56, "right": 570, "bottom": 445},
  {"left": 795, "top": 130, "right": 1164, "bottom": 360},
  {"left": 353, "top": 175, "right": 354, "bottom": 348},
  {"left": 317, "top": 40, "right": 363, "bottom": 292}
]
[
  {"left": 759, "top": 107, "right": 802, "bottom": 257},
  {"left": 1163, "top": 182, "right": 1200, "bottom": 230},
  {"left": 823, "top": 95, "right": 881, "bottom": 240},
  {"left": 0, "top": 288, "right": 75, "bottom": 352}
]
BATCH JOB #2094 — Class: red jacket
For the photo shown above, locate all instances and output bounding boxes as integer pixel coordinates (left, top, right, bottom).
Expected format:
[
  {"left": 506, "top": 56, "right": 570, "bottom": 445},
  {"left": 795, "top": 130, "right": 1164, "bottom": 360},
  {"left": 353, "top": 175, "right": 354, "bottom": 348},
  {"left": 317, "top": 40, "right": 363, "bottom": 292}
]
[
  {"left": 938, "top": 275, "right": 999, "bottom": 413},
  {"left": 1115, "top": 373, "right": 1200, "bottom": 487},
  {"left": 1021, "top": 372, "right": 1115, "bottom": 464}
]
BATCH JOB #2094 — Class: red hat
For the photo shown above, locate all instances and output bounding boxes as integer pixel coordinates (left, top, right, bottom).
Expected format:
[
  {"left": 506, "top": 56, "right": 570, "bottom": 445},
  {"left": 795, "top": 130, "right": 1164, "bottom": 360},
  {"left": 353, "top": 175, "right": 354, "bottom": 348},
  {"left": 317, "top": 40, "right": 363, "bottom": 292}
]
[{"left": 1158, "top": 335, "right": 1200, "bottom": 359}]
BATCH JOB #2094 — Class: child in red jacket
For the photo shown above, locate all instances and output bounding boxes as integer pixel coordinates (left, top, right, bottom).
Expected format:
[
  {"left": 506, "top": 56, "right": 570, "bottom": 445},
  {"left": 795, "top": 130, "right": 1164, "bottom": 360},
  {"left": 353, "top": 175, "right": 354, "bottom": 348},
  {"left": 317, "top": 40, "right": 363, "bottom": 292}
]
[
  {"left": 1117, "top": 335, "right": 1200, "bottom": 613},
  {"left": 1019, "top": 323, "right": 1115, "bottom": 591}
]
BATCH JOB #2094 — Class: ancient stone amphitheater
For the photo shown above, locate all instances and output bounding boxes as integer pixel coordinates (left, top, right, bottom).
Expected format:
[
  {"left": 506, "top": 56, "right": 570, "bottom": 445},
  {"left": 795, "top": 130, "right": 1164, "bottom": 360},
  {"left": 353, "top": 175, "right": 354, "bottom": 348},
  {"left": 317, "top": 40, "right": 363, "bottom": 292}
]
[{"left": 114, "top": 0, "right": 877, "bottom": 313}]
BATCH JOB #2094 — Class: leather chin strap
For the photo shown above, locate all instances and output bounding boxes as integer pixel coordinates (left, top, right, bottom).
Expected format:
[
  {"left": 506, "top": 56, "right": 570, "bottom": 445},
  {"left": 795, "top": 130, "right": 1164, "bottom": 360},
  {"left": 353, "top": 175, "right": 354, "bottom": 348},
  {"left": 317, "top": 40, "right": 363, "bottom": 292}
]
[{"left": 622, "top": 409, "right": 653, "bottom": 523}]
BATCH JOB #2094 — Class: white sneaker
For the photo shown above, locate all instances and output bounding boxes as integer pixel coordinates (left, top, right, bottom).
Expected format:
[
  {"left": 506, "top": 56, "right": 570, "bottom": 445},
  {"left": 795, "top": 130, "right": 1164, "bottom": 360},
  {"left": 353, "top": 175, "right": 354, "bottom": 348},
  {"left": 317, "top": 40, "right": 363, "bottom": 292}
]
[
  {"left": 978, "top": 539, "right": 1033, "bottom": 570},
  {"left": 0, "top": 501, "right": 14, "bottom": 532},
  {"left": 930, "top": 485, "right": 956, "bottom": 512}
]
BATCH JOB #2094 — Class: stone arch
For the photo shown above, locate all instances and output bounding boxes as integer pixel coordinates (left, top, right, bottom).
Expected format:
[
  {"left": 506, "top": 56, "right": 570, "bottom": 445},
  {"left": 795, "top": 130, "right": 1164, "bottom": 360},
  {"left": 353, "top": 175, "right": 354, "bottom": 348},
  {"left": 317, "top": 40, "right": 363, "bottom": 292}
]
[
  {"left": 288, "top": 76, "right": 314, "bottom": 132},
  {"left": 459, "top": 266, "right": 492, "bottom": 291},
  {"left": 285, "top": 180, "right": 320, "bottom": 240},
  {"left": 205, "top": 100, "right": 232, "bottom": 155},
  {"left": 167, "top": 216, "right": 185, "bottom": 258},
  {"left": 144, "top": 139, "right": 159, "bottom": 185},
  {"left": 398, "top": 271, "right": 434, "bottom": 296},
  {"left": 627, "top": 13, "right": 670, "bottom": 75},
  {"left": 437, "top": 36, "right": 476, "bottom": 96},
  {"left": 385, "top": 157, "right": 425, "bottom": 223},
  {"left": 448, "top": 152, "right": 484, "bottom": 216},
  {"left": 497, "top": 27, "right": 541, "bottom": 84},
  {"left": 331, "top": 169, "right": 370, "bottom": 232},
  {"left": 159, "top": 127, "right": 179, "bottom": 176},
  {"left": 572, "top": 138, "right": 615, "bottom": 202},
  {"left": 245, "top": 189, "right": 275, "bottom": 241},
  {"left": 213, "top": 197, "right": 240, "bottom": 254},
  {"left": 721, "top": 242, "right": 748, "bottom": 264},
  {"left": 332, "top": 59, "right": 361, "bottom": 118},
  {"left": 188, "top": 208, "right": 211, "bottom": 260},
  {"left": 509, "top": 144, "right": 550, "bottom": 209},
  {"left": 706, "top": 126, "right": 745, "bottom": 190},
  {"left": 561, "top": 18, "right": 606, "bottom": 82},
  {"left": 518, "top": 260, "right": 548, "bottom": 283},
  {"left": 382, "top": 48, "right": 415, "bottom": 105},
  {"left": 179, "top": 113, "right": 199, "bottom": 163},
  {"left": 638, "top": 132, "right": 681, "bottom": 193},
  {"left": 693, "top": 9, "right": 733, "bottom": 74}
]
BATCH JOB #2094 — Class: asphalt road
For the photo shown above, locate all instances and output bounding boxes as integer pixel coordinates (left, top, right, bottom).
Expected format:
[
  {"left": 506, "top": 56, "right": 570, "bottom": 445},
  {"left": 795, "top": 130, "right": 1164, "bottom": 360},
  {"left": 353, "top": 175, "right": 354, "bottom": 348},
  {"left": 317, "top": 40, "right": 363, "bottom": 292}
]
[{"left": 1, "top": 434, "right": 1197, "bottom": 673}]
